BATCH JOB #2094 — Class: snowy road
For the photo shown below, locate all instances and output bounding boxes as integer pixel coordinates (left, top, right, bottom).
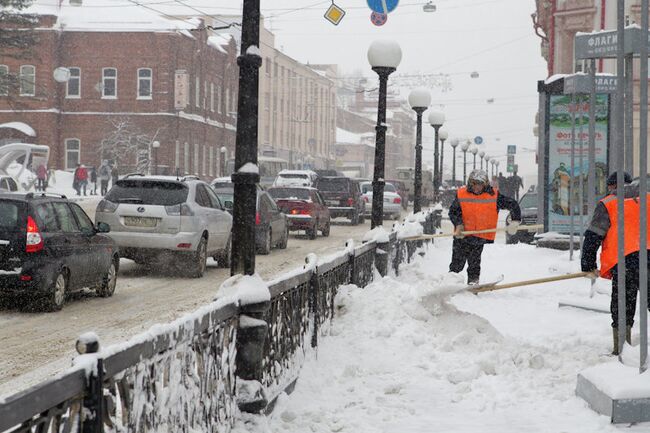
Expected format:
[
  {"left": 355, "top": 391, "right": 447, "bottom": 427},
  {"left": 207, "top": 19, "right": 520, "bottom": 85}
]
[{"left": 0, "top": 201, "right": 395, "bottom": 396}]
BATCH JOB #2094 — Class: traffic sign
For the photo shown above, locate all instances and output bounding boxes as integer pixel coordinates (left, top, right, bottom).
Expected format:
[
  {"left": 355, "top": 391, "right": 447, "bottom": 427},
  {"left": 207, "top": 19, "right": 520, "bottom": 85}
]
[
  {"left": 474, "top": 136, "right": 483, "bottom": 145},
  {"left": 507, "top": 145, "right": 516, "bottom": 155},
  {"left": 367, "top": 0, "right": 399, "bottom": 14},
  {"left": 507, "top": 155, "right": 515, "bottom": 165},
  {"left": 370, "top": 11, "right": 388, "bottom": 26},
  {"left": 324, "top": 2, "right": 345, "bottom": 25}
]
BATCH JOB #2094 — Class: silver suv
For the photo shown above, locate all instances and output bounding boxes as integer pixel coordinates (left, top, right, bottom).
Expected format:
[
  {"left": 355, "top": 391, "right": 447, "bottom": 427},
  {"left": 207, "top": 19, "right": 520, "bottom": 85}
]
[{"left": 95, "top": 175, "right": 232, "bottom": 277}]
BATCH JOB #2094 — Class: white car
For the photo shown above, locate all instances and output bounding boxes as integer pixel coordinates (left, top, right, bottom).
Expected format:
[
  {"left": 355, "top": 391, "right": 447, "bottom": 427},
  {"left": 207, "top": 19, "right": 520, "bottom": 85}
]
[
  {"left": 273, "top": 170, "right": 318, "bottom": 187},
  {"left": 360, "top": 181, "right": 402, "bottom": 220}
]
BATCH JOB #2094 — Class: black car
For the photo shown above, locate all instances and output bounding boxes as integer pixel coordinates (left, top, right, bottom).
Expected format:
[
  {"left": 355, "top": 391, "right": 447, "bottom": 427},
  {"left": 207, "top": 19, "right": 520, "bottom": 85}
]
[
  {"left": 211, "top": 182, "right": 288, "bottom": 254},
  {"left": 0, "top": 192, "right": 119, "bottom": 311},
  {"left": 315, "top": 176, "right": 365, "bottom": 225},
  {"left": 506, "top": 190, "right": 538, "bottom": 244}
]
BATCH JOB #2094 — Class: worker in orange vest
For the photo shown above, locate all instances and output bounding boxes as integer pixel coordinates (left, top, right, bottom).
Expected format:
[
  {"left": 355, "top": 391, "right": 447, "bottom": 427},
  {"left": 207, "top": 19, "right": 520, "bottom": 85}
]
[
  {"left": 449, "top": 169, "right": 521, "bottom": 284},
  {"left": 581, "top": 171, "right": 650, "bottom": 355}
]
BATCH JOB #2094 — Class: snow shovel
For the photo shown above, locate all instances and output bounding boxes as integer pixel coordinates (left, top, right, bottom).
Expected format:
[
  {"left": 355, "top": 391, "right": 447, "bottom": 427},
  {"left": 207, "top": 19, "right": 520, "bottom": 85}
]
[
  {"left": 403, "top": 224, "right": 544, "bottom": 241},
  {"left": 468, "top": 271, "right": 591, "bottom": 294}
]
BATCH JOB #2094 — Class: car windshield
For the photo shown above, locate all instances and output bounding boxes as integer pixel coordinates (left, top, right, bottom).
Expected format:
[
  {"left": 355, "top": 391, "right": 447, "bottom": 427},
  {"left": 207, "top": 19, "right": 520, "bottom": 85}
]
[
  {"left": 360, "top": 182, "right": 372, "bottom": 194},
  {"left": 0, "top": 200, "right": 22, "bottom": 230},
  {"left": 519, "top": 193, "right": 537, "bottom": 209},
  {"left": 317, "top": 178, "right": 349, "bottom": 192},
  {"left": 213, "top": 186, "right": 234, "bottom": 195},
  {"left": 216, "top": 192, "right": 233, "bottom": 205},
  {"left": 279, "top": 173, "right": 308, "bottom": 179},
  {"left": 384, "top": 183, "right": 396, "bottom": 193},
  {"left": 268, "top": 188, "right": 311, "bottom": 200},
  {"left": 106, "top": 180, "right": 189, "bottom": 206}
]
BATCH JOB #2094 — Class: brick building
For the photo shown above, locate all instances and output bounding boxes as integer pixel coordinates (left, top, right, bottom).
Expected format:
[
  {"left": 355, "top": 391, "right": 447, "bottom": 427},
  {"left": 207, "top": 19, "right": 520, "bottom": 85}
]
[{"left": 0, "top": 0, "right": 239, "bottom": 179}]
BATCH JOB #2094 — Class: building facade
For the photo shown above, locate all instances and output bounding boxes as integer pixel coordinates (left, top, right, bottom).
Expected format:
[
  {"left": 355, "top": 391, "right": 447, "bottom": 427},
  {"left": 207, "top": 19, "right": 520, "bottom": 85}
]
[{"left": 0, "top": 0, "right": 239, "bottom": 179}]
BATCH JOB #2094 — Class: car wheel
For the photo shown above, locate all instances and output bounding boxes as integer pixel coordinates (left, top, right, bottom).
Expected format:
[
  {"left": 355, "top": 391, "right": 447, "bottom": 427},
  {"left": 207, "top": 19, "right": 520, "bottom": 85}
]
[
  {"left": 307, "top": 222, "right": 317, "bottom": 240},
  {"left": 43, "top": 271, "right": 67, "bottom": 312},
  {"left": 278, "top": 227, "right": 289, "bottom": 249},
  {"left": 350, "top": 211, "right": 359, "bottom": 226},
  {"left": 96, "top": 259, "right": 118, "bottom": 297},
  {"left": 216, "top": 236, "right": 232, "bottom": 268},
  {"left": 188, "top": 237, "right": 208, "bottom": 278},
  {"left": 258, "top": 229, "right": 271, "bottom": 255},
  {"left": 322, "top": 218, "right": 331, "bottom": 237}
]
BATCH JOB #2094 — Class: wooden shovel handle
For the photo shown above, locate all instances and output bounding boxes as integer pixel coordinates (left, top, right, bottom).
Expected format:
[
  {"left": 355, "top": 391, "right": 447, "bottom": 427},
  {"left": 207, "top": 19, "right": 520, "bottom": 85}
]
[{"left": 470, "top": 271, "right": 591, "bottom": 293}]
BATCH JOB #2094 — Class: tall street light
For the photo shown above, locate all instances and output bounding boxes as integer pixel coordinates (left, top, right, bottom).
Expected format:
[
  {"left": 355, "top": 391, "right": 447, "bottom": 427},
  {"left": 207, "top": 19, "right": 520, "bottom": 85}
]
[
  {"left": 428, "top": 110, "right": 445, "bottom": 201},
  {"left": 470, "top": 146, "right": 478, "bottom": 169},
  {"left": 484, "top": 155, "right": 490, "bottom": 178},
  {"left": 152, "top": 140, "right": 160, "bottom": 175},
  {"left": 438, "top": 129, "right": 448, "bottom": 187},
  {"left": 408, "top": 88, "right": 431, "bottom": 214},
  {"left": 490, "top": 159, "right": 495, "bottom": 177},
  {"left": 368, "top": 39, "right": 402, "bottom": 229},
  {"left": 450, "top": 138, "right": 459, "bottom": 186},
  {"left": 231, "top": 0, "right": 263, "bottom": 276},
  {"left": 461, "top": 140, "right": 470, "bottom": 184},
  {"left": 478, "top": 150, "right": 485, "bottom": 170}
]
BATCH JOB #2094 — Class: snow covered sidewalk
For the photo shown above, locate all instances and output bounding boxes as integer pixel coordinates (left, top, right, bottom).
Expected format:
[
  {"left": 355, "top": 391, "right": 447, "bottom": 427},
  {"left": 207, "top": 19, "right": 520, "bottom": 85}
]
[{"left": 236, "top": 238, "right": 650, "bottom": 432}]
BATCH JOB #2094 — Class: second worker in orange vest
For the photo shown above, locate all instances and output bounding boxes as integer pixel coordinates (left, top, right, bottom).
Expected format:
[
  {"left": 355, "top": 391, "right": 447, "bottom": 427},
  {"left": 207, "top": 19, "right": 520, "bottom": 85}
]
[{"left": 449, "top": 169, "right": 521, "bottom": 285}]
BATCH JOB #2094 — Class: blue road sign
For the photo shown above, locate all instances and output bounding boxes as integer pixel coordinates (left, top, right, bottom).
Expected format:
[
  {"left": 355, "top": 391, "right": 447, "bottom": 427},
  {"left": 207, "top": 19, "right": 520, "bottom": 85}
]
[
  {"left": 474, "top": 136, "right": 483, "bottom": 145},
  {"left": 367, "top": 0, "right": 399, "bottom": 14}
]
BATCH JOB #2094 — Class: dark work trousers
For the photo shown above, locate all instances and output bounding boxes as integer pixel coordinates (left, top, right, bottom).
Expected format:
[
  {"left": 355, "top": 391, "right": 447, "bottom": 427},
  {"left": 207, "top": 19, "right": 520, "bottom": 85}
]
[
  {"left": 610, "top": 255, "right": 650, "bottom": 328},
  {"left": 101, "top": 180, "right": 109, "bottom": 196},
  {"left": 449, "top": 237, "right": 485, "bottom": 283}
]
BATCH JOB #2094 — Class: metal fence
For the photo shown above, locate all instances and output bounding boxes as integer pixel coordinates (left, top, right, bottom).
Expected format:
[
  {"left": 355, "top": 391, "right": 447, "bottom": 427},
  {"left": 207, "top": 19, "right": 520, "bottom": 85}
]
[{"left": 0, "top": 211, "right": 436, "bottom": 432}]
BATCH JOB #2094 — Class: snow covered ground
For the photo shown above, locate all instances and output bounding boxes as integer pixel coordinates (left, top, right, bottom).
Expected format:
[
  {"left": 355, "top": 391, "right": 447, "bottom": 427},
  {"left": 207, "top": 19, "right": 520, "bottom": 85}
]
[{"left": 235, "top": 237, "right": 650, "bottom": 432}]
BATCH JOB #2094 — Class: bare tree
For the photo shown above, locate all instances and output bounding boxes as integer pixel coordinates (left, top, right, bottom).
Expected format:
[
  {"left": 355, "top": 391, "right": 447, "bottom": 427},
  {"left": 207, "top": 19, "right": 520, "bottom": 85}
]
[
  {"left": 100, "top": 117, "right": 163, "bottom": 174},
  {"left": 0, "top": 0, "right": 39, "bottom": 102}
]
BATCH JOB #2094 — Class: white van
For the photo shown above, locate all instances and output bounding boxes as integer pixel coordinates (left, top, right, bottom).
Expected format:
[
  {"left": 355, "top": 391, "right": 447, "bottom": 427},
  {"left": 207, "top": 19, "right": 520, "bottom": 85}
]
[{"left": 273, "top": 170, "right": 318, "bottom": 187}]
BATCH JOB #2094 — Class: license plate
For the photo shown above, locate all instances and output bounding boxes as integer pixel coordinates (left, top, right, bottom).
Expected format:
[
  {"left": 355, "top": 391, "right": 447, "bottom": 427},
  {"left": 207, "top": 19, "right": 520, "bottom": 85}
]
[
  {"left": 124, "top": 216, "right": 158, "bottom": 227},
  {"left": 383, "top": 198, "right": 391, "bottom": 203},
  {"left": 326, "top": 200, "right": 339, "bottom": 206}
]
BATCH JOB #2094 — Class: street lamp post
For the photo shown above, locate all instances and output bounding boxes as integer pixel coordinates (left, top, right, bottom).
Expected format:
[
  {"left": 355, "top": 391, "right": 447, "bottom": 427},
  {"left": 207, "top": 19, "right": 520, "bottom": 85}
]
[
  {"left": 470, "top": 146, "right": 478, "bottom": 169},
  {"left": 408, "top": 88, "right": 431, "bottom": 214},
  {"left": 220, "top": 146, "right": 227, "bottom": 176},
  {"left": 438, "top": 129, "right": 448, "bottom": 187},
  {"left": 428, "top": 110, "right": 445, "bottom": 201},
  {"left": 478, "top": 150, "right": 485, "bottom": 170},
  {"left": 450, "top": 139, "right": 459, "bottom": 186},
  {"left": 368, "top": 40, "right": 402, "bottom": 229},
  {"left": 231, "top": 0, "right": 263, "bottom": 276},
  {"left": 461, "top": 141, "right": 470, "bottom": 184},
  {"left": 484, "top": 155, "right": 490, "bottom": 176},
  {"left": 495, "top": 160, "right": 500, "bottom": 177},
  {"left": 152, "top": 140, "right": 160, "bottom": 175},
  {"left": 490, "top": 159, "right": 495, "bottom": 177}
]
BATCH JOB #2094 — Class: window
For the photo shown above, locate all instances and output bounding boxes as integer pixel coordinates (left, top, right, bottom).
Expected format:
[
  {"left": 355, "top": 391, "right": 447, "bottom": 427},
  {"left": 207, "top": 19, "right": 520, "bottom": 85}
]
[
  {"left": 204, "top": 81, "right": 208, "bottom": 109},
  {"left": 184, "top": 142, "right": 189, "bottom": 172},
  {"left": 210, "top": 82, "right": 214, "bottom": 112},
  {"left": 217, "top": 85, "right": 222, "bottom": 113},
  {"left": 0, "top": 65, "right": 8, "bottom": 96},
  {"left": 19, "top": 65, "right": 35, "bottom": 96},
  {"left": 102, "top": 68, "right": 117, "bottom": 98},
  {"left": 70, "top": 203, "right": 95, "bottom": 232},
  {"left": 202, "top": 145, "right": 207, "bottom": 175},
  {"left": 52, "top": 202, "right": 80, "bottom": 233},
  {"left": 194, "top": 143, "right": 199, "bottom": 174},
  {"left": 265, "top": 57, "right": 271, "bottom": 75},
  {"left": 225, "top": 88, "right": 230, "bottom": 115},
  {"left": 209, "top": 146, "right": 214, "bottom": 177},
  {"left": 195, "top": 184, "right": 211, "bottom": 208},
  {"left": 65, "top": 138, "right": 80, "bottom": 170},
  {"left": 175, "top": 140, "right": 180, "bottom": 170},
  {"left": 35, "top": 203, "right": 60, "bottom": 232},
  {"left": 66, "top": 67, "right": 80, "bottom": 98},
  {"left": 195, "top": 76, "right": 200, "bottom": 107},
  {"left": 137, "top": 68, "right": 152, "bottom": 99}
]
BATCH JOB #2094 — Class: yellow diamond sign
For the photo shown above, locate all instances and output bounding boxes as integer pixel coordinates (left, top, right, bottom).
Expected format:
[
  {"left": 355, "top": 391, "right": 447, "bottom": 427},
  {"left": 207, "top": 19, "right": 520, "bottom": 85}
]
[{"left": 324, "top": 3, "right": 345, "bottom": 25}]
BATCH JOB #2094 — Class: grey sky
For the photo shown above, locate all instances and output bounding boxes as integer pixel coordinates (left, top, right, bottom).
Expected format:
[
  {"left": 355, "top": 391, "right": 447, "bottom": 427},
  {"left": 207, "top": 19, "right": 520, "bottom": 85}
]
[{"left": 236, "top": 0, "right": 546, "bottom": 185}]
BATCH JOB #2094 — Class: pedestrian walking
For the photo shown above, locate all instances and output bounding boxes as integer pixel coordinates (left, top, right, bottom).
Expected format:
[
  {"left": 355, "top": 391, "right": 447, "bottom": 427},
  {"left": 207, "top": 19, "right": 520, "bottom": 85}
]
[
  {"left": 73, "top": 164, "right": 81, "bottom": 195},
  {"left": 36, "top": 163, "right": 47, "bottom": 192},
  {"left": 110, "top": 165, "right": 119, "bottom": 189},
  {"left": 511, "top": 170, "right": 524, "bottom": 201},
  {"left": 449, "top": 169, "right": 521, "bottom": 285},
  {"left": 89, "top": 166, "right": 97, "bottom": 195},
  {"left": 99, "top": 160, "right": 111, "bottom": 195},
  {"left": 581, "top": 171, "right": 650, "bottom": 355},
  {"left": 74, "top": 164, "right": 88, "bottom": 196}
]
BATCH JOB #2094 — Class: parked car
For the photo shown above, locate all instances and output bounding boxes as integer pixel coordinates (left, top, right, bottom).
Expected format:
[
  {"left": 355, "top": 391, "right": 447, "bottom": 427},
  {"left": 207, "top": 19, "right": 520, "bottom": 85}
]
[
  {"left": 273, "top": 169, "right": 318, "bottom": 187},
  {"left": 268, "top": 186, "right": 330, "bottom": 239},
  {"left": 360, "top": 181, "right": 402, "bottom": 220},
  {"left": 95, "top": 175, "right": 232, "bottom": 277},
  {"left": 0, "top": 192, "right": 119, "bottom": 311},
  {"left": 506, "top": 190, "right": 538, "bottom": 244},
  {"left": 386, "top": 179, "right": 409, "bottom": 210},
  {"left": 210, "top": 181, "right": 289, "bottom": 254},
  {"left": 315, "top": 176, "right": 365, "bottom": 225}
]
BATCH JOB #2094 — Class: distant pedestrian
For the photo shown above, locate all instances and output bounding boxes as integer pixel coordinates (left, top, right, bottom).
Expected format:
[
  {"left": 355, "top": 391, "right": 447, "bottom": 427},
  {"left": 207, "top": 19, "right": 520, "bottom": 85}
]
[
  {"left": 511, "top": 170, "right": 524, "bottom": 201},
  {"left": 36, "top": 163, "right": 47, "bottom": 192},
  {"left": 73, "top": 164, "right": 81, "bottom": 195},
  {"left": 74, "top": 164, "right": 88, "bottom": 196},
  {"left": 99, "top": 160, "right": 111, "bottom": 195},
  {"left": 89, "top": 166, "right": 97, "bottom": 195},
  {"left": 111, "top": 165, "right": 119, "bottom": 188}
]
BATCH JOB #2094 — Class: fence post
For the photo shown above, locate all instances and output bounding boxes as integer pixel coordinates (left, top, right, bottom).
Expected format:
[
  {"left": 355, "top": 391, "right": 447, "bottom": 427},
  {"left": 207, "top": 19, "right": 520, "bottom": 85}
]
[
  {"left": 76, "top": 335, "right": 104, "bottom": 433},
  {"left": 375, "top": 240, "right": 389, "bottom": 277},
  {"left": 310, "top": 269, "right": 319, "bottom": 349},
  {"left": 236, "top": 299, "right": 271, "bottom": 413}
]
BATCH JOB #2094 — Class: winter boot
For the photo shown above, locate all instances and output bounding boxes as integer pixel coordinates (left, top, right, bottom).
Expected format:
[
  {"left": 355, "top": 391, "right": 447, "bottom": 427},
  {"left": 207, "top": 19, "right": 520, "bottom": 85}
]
[{"left": 612, "top": 328, "right": 620, "bottom": 355}]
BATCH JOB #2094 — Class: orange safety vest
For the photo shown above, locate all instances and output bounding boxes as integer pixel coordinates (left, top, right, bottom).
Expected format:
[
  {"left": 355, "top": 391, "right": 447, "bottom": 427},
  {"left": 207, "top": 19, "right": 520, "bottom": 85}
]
[
  {"left": 457, "top": 186, "right": 499, "bottom": 241},
  {"left": 600, "top": 193, "right": 650, "bottom": 279}
]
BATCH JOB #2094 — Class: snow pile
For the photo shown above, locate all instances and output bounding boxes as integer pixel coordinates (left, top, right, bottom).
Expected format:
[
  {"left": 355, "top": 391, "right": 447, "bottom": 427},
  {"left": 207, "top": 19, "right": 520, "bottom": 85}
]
[
  {"left": 233, "top": 238, "right": 650, "bottom": 432},
  {"left": 216, "top": 273, "right": 270, "bottom": 305},
  {"left": 395, "top": 218, "right": 424, "bottom": 240},
  {"left": 362, "top": 226, "right": 390, "bottom": 243}
]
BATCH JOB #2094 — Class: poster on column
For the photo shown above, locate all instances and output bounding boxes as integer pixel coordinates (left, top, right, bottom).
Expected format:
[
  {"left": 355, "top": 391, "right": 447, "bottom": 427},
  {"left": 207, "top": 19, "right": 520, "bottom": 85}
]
[{"left": 547, "top": 94, "right": 609, "bottom": 234}]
